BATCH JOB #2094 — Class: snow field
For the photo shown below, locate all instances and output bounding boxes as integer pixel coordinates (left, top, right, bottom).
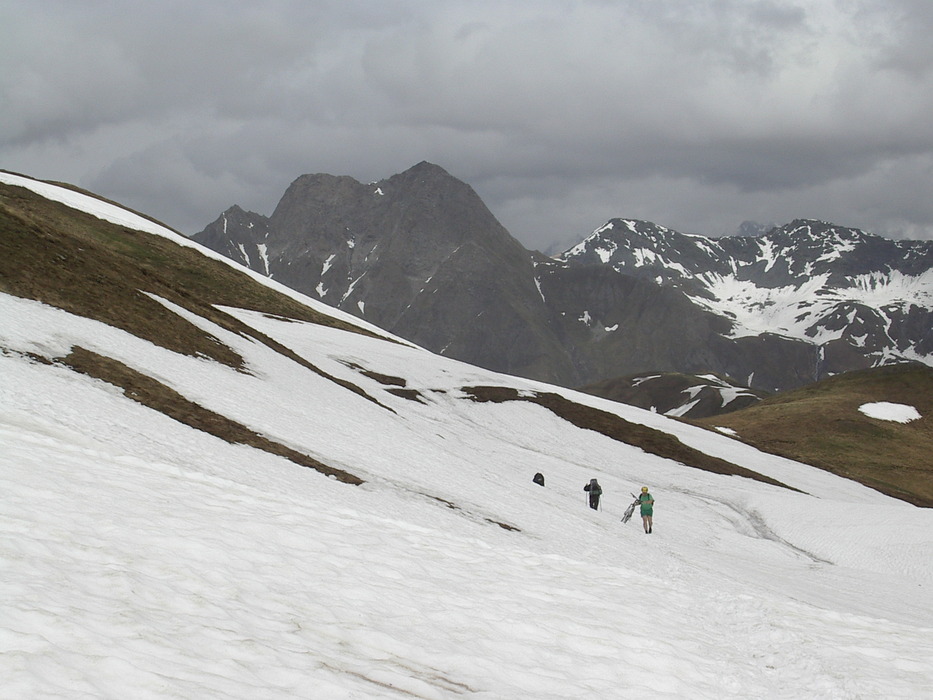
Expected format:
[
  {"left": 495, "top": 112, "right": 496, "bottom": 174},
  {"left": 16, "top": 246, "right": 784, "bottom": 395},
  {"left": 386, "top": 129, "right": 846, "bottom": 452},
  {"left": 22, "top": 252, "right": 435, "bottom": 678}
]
[
  {"left": 3, "top": 291, "right": 932, "bottom": 698},
  {"left": 2, "top": 172, "right": 932, "bottom": 697}
]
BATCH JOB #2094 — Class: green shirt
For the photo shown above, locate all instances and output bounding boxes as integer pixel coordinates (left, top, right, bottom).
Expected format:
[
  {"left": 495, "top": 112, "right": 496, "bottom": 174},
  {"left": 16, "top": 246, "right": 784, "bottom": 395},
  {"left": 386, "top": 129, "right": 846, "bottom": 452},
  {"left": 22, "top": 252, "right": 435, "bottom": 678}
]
[{"left": 638, "top": 492, "right": 654, "bottom": 515}]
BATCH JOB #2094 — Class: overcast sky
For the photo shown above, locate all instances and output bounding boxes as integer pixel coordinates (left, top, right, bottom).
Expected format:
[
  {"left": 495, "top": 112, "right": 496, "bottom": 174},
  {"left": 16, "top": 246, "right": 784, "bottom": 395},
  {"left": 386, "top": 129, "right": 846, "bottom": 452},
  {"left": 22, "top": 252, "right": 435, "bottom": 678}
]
[{"left": 3, "top": 0, "right": 932, "bottom": 251}]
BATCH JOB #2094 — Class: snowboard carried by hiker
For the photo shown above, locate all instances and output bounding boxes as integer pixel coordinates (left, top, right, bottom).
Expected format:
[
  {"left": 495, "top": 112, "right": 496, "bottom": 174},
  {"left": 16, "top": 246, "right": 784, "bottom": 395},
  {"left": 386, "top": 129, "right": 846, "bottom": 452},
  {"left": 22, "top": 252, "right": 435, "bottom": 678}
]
[
  {"left": 621, "top": 496, "right": 639, "bottom": 523},
  {"left": 621, "top": 487, "right": 655, "bottom": 533}
]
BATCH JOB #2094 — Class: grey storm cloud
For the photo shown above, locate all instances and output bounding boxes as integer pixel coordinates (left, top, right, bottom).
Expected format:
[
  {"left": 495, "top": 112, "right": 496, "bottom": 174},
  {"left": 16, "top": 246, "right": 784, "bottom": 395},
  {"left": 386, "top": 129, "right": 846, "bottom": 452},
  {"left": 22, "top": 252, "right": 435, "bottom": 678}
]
[{"left": 2, "top": 0, "right": 933, "bottom": 250}]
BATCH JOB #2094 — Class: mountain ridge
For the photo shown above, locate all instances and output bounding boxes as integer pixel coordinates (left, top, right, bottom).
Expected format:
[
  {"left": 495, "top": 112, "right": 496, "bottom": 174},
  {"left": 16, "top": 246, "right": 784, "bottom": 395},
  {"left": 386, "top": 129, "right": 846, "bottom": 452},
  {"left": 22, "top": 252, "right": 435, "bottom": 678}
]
[{"left": 193, "top": 163, "right": 933, "bottom": 394}]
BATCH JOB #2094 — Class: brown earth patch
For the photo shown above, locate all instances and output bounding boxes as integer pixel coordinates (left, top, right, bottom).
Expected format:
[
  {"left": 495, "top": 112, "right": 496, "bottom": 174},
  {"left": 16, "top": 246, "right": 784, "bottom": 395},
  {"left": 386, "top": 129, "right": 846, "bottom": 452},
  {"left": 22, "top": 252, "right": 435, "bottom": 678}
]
[
  {"left": 425, "top": 493, "right": 520, "bottom": 532},
  {"left": 463, "top": 386, "right": 796, "bottom": 491},
  {"left": 1, "top": 182, "right": 391, "bottom": 410},
  {"left": 360, "top": 369, "right": 408, "bottom": 387},
  {"left": 62, "top": 346, "right": 363, "bottom": 485},
  {"left": 386, "top": 388, "right": 427, "bottom": 403}
]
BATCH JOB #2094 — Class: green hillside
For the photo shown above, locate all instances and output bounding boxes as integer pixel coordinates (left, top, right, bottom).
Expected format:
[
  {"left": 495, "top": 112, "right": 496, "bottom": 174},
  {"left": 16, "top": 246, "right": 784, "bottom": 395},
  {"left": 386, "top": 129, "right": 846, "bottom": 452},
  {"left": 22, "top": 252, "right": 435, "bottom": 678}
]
[
  {"left": 694, "top": 364, "right": 933, "bottom": 507},
  {"left": 0, "top": 180, "right": 375, "bottom": 368}
]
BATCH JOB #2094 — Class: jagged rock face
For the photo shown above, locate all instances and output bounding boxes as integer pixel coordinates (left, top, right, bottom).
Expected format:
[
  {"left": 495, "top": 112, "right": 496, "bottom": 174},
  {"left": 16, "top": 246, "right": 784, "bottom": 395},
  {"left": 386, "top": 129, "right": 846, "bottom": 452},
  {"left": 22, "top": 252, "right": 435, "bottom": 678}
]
[
  {"left": 194, "top": 162, "right": 568, "bottom": 382},
  {"left": 193, "top": 165, "right": 933, "bottom": 393},
  {"left": 194, "top": 205, "right": 273, "bottom": 274},
  {"left": 558, "top": 218, "right": 933, "bottom": 385}
]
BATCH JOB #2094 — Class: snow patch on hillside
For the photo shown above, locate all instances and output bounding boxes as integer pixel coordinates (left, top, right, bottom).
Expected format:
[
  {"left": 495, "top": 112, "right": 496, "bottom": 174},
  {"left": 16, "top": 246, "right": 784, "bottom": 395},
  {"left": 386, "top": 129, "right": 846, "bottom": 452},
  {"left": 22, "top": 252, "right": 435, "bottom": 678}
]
[
  {"left": 859, "top": 402, "right": 922, "bottom": 423},
  {"left": 257, "top": 243, "right": 270, "bottom": 275},
  {"left": 691, "top": 269, "right": 932, "bottom": 352}
]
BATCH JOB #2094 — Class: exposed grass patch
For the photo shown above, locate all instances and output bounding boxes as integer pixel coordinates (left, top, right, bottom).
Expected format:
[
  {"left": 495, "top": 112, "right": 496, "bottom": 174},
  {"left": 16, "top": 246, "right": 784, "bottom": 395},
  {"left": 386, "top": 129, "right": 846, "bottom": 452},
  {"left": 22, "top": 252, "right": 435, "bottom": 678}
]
[
  {"left": 62, "top": 346, "right": 363, "bottom": 485},
  {"left": 694, "top": 364, "right": 933, "bottom": 507},
  {"left": 386, "top": 388, "right": 427, "bottom": 403},
  {"left": 0, "top": 183, "right": 382, "bottom": 370},
  {"left": 342, "top": 362, "right": 410, "bottom": 388},
  {"left": 360, "top": 369, "right": 408, "bottom": 387},
  {"left": 339, "top": 362, "right": 418, "bottom": 403},
  {"left": 462, "top": 386, "right": 796, "bottom": 491},
  {"left": 425, "top": 493, "right": 520, "bottom": 531},
  {"left": 2, "top": 182, "right": 393, "bottom": 410}
]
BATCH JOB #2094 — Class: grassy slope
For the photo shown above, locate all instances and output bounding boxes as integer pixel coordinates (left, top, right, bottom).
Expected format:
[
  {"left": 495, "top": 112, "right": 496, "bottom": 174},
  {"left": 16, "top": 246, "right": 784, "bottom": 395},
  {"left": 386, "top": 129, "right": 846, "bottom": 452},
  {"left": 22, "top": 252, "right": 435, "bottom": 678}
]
[
  {"left": 693, "top": 364, "right": 933, "bottom": 507},
  {"left": 0, "top": 181, "right": 382, "bottom": 483},
  {"left": 0, "top": 182, "right": 374, "bottom": 369}
]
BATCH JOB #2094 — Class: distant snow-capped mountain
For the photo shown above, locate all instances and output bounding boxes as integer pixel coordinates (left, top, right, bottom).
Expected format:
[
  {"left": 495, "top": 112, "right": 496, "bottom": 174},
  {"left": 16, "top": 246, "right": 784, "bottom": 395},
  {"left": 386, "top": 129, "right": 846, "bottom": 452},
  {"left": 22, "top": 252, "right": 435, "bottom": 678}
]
[
  {"left": 557, "top": 218, "right": 932, "bottom": 380},
  {"left": 193, "top": 165, "right": 932, "bottom": 394}
]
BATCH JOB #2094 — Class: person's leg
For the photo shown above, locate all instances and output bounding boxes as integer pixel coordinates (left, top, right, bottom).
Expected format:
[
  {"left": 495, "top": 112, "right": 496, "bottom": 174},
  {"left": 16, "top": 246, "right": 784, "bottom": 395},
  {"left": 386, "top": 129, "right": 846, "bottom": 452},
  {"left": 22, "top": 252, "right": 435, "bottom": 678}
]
[
  {"left": 647, "top": 515, "right": 653, "bottom": 533},
  {"left": 642, "top": 515, "right": 649, "bottom": 533}
]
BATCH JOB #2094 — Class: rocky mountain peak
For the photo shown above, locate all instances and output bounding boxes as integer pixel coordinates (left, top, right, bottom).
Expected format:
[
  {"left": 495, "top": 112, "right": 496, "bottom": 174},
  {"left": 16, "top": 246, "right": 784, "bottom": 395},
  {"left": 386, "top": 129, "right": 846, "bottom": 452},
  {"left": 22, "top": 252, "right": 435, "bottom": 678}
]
[
  {"left": 193, "top": 165, "right": 932, "bottom": 394},
  {"left": 395, "top": 160, "right": 454, "bottom": 181},
  {"left": 192, "top": 163, "right": 550, "bottom": 379},
  {"left": 735, "top": 220, "right": 776, "bottom": 237},
  {"left": 767, "top": 219, "right": 872, "bottom": 251},
  {"left": 557, "top": 218, "right": 730, "bottom": 287}
]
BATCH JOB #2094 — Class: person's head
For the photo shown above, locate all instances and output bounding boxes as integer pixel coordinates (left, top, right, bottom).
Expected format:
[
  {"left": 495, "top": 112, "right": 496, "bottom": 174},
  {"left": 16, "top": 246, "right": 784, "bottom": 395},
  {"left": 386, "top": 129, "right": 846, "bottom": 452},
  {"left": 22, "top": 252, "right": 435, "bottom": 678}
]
[{"left": 641, "top": 486, "right": 649, "bottom": 493}]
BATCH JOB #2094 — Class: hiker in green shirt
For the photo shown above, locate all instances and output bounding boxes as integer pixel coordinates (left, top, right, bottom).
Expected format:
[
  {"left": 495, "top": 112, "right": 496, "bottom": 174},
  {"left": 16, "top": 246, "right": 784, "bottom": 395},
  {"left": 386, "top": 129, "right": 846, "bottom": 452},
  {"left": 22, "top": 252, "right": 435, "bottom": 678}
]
[{"left": 639, "top": 486, "right": 655, "bottom": 533}]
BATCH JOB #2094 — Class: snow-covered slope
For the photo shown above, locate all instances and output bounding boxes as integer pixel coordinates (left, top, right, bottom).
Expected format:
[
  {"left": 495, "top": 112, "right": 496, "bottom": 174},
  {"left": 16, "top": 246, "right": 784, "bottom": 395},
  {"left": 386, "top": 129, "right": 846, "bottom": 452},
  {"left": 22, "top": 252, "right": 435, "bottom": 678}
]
[
  {"left": 2, "top": 174, "right": 932, "bottom": 698},
  {"left": 581, "top": 372, "right": 767, "bottom": 419}
]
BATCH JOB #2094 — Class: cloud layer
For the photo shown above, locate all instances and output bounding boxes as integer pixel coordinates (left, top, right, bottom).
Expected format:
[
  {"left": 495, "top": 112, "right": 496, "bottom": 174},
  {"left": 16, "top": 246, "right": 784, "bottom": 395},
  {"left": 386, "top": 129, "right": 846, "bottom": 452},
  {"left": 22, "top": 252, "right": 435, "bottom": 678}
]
[{"left": 3, "top": 0, "right": 932, "bottom": 249}]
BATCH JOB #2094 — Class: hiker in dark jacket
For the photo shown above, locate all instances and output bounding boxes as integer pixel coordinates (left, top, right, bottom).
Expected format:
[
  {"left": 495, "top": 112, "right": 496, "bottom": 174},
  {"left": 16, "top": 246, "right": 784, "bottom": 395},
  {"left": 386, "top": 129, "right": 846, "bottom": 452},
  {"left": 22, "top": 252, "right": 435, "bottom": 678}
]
[{"left": 584, "top": 478, "right": 602, "bottom": 510}]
